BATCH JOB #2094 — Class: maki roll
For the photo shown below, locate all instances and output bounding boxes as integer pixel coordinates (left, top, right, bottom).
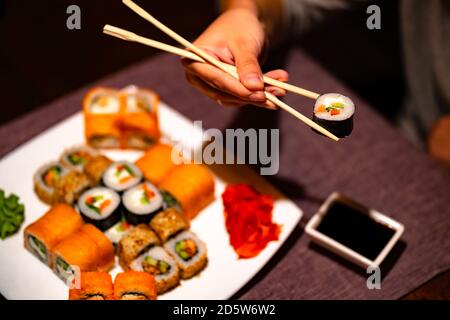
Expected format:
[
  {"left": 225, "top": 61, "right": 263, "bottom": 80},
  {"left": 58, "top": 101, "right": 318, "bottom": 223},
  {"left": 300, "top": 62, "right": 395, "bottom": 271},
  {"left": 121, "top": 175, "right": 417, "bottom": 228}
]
[
  {"left": 83, "top": 155, "right": 113, "bottom": 184},
  {"left": 103, "top": 216, "right": 132, "bottom": 246},
  {"left": 33, "top": 162, "right": 70, "bottom": 204},
  {"left": 313, "top": 93, "right": 355, "bottom": 138},
  {"left": 122, "top": 182, "right": 163, "bottom": 225},
  {"left": 102, "top": 161, "right": 142, "bottom": 192},
  {"left": 60, "top": 146, "right": 97, "bottom": 172},
  {"left": 55, "top": 171, "right": 92, "bottom": 205},
  {"left": 120, "top": 86, "right": 160, "bottom": 150},
  {"left": 78, "top": 187, "right": 122, "bottom": 231},
  {"left": 113, "top": 271, "right": 157, "bottom": 300},
  {"left": 159, "top": 164, "right": 215, "bottom": 220},
  {"left": 164, "top": 230, "right": 207, "bottom": 279},
  {"left": 129, "top": 246, "right": 180, "bottom": 294},
  {"left": 79, "top": 224, "right": 115, "bottom": 272},
  {"left": 149, "top": 208, "right": 189, "bottom": 243},
  {"left": 117, "top": 224, "right": 160, "bottom": 269},
  {"left": 69, "top": 272, "right": 114, "bottom": 300},
  {"left": 135, "top": 143, "right": 179, "bottom": 185},
  {"left": 24, "top": 204, "right": 84, "bottom": 267},
  {"left": 83, "top": 87, "right": 121, "bottom": 149}
]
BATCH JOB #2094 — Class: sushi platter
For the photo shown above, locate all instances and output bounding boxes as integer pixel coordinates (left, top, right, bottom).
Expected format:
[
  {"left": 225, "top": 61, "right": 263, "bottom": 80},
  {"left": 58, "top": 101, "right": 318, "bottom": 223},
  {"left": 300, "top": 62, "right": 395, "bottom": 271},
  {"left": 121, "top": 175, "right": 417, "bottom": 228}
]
[{"left": 0, "top": 90, "right": 303, "bottom": 300}]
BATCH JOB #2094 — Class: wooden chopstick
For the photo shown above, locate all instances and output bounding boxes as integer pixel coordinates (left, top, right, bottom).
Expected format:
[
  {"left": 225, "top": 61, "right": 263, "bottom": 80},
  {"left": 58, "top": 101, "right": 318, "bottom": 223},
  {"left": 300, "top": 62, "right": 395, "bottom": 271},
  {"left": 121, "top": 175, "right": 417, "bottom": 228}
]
[
  {"left": 103, "top": 25, "right": 320, "bottom": 100},
  {"left": 118, "top": 0, "right": 338, "bottom": 141}
]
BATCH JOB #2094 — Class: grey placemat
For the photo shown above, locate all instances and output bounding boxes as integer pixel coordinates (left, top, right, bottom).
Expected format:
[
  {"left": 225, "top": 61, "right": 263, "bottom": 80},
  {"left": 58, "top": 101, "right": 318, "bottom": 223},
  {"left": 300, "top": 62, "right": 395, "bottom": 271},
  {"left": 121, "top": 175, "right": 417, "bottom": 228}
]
[{"left": 1, "top": 51, "right": 449, "bottom": 299}]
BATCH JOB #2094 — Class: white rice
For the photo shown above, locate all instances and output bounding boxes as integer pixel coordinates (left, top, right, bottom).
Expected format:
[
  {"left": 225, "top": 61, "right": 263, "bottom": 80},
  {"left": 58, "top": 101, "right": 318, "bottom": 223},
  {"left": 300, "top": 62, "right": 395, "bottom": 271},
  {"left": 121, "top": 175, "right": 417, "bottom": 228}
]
[
  {"left": 314, "top": 93, "right": 355, "bottom": 121},
  {"left": 122, "top": 182, "right": 163, "bottom": 215},
  {"left": 102, "top": 161, "right": 142, "bottom": 192},
  {"left": 89, "top": 93, "right": 120, "bottom": 114},
  {"left": 77, "top": 187, "right": 120, "bottom": 220}
]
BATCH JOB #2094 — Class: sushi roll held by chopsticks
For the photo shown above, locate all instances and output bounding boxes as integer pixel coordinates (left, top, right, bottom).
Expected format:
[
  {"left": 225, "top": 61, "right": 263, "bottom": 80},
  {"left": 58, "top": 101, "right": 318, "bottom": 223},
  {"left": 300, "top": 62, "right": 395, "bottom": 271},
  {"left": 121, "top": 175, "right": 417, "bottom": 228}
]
[
  {"left": 313, "top": 93, "right": 355, "bottom": 138},
  {"left": 114, "top": 271, "right": 157, "bottom": 300}
]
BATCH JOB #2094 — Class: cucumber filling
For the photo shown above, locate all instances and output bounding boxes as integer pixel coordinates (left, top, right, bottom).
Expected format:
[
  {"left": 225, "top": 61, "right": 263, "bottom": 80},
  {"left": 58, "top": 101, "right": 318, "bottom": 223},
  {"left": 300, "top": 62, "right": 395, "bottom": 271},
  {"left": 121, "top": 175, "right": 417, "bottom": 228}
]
[
  {"left": 175, "top": 239, "right": 198, "bottom": 261},
  {"left": 55, "top": 256, "right": 74, "bottom": 281},
  {"left": 28, "top": 235, "right": 47, "bottom": 262},
  {"left": 142, "top": 256, "right": 171, "bottom": 275}
]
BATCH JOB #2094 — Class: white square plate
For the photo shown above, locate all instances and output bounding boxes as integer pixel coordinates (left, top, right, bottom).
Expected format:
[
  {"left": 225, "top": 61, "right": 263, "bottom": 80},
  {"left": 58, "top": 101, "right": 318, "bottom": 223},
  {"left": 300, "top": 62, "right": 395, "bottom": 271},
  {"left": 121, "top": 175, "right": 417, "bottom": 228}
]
[{"left": 0, "top": 101, "right": 303, "bottom": 300}]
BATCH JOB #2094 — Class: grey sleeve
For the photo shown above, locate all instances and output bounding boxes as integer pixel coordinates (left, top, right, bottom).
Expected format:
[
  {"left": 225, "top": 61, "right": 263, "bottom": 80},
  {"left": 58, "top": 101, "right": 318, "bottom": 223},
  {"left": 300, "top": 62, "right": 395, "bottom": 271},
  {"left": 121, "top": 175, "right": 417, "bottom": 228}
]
[{"left": 282, "top": 0, "right": 362, "bottom": 36}]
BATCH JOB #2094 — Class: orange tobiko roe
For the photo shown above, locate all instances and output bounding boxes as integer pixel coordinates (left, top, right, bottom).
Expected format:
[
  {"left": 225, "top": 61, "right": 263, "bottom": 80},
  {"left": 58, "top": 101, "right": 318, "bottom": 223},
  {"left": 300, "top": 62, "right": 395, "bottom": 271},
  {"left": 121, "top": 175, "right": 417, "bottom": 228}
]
[{"left": 222, "top": 184, "right": 281, "bottom": 259}]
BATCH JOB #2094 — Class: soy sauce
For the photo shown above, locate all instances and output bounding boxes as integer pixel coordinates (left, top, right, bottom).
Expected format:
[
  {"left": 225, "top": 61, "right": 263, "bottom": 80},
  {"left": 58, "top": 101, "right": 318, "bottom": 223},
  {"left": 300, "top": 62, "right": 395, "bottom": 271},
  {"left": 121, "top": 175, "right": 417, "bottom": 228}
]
[{"left": 317, "top": 200, "right": 396, "bottom": 260}]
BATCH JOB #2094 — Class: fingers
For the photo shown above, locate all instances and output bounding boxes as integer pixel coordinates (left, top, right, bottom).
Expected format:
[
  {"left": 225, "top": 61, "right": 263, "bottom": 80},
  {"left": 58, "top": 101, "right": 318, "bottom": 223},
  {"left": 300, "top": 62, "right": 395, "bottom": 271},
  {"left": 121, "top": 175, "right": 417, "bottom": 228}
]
[
  {"left": 263, "top": 69, "right": 289, "bottom": 96},
  {"left": 185, "top": 73, "right": 277, "bottom": 110},
  {"left": 229, "top": 40, "right": 264, "bottom": 92},
  {"left": 182, "top": 58, "right": 266, "bottom": 102}
]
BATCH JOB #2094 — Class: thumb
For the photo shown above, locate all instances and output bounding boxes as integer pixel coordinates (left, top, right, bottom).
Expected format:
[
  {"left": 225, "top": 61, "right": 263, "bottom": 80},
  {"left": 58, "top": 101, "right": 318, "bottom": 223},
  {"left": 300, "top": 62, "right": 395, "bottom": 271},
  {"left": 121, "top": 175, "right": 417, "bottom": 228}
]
[{"left": 230, "top": 42, "right": 264, "bottom": 91}]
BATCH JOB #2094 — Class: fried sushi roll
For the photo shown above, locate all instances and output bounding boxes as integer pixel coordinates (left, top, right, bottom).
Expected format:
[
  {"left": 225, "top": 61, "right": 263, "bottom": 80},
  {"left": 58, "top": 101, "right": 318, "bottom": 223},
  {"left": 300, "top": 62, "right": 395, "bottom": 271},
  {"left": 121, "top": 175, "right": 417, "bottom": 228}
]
[
  {"left": 24, "top": 204, "right": 84, "bottom": 267},
  {"left": 102, "top": 161, "right": 143, "bottom": 193},
  {"left": 122, "top": 182, "right": 163, "bottom": 225},
  {"left": 159, "top": 164, "right": 215, "bottom": 220},
  {"left": 79, "top": 224, "right": 115, "bottom": 272},
  {"left": 114, "top": 271, "right": 157, "bottom": 300},
  {"left": 34, "top": 162, "right": 70, "bottom": 204},
  {"left": 135, "top": 143, "right": 180, "bottom": 185},
  {"left": 149, "top": 208, "right": 189, "bottom": 243},
  {"left": 83, "top": 87, "right": 122, "bottom": 149},
  {"left": 119, "top": 87, "right": 160, "bottom": 150},
  {"left": 129, "top": 246, "right": 180, "bottom": 294},
  {"left": 313, "top": 93, "right": 355, "bottom": 138},
  {"left": 55, "top": 170, "right": 92, "bottom": 205},
  {"left": 77, "top": 187, "right": 122, "bottom": 231},
  {"left": 83, "top": 155, "right": 112, "bottom": 184},
  {"left": 69, "top": 272, "right": 114, "bottom": 300},
  {"left": 117, "top": 224, "right": 160, "bottom": 270},
  {"left": 60, "top": 145, "right": 98, "bottom": 172},
  {"left": 164, "top": 231, "right": 207, "bottom": 279}
]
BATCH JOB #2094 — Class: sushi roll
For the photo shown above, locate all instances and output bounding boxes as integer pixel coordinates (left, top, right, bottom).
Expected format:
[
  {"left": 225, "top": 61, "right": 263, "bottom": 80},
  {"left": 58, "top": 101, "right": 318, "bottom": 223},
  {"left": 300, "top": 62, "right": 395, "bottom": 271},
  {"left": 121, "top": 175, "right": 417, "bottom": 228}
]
[
  {"left": 103, "top": 216, "right": 132, "bottom": 246},
  {"left": 102, "top": 161, "right": 142, "bottom": 192},
  {"left": 33, "top": 162, "right": 70, "bottom": 204},
  {"left": 120, "top": 86, "right": 160, "bottom": 150},
  {"left": 24, "top": 204, "right": 84, "bottom": 267},
  {"left": 164, "top": 230, "right": 207, "bottom": 279},
  {"left": 135, "top": 143, "right": 179, "bottom": 185},
  {"left": 129, "top": 246, "right": 180, "bottom": 294},
  {"left": 113, "top": 271, "right": 157, "bottom": 300},
  {"left": 55, "top": 171, "right": 92, "bottom": 205},
  {"left": 118, "top": 224, "right": 160, "bottom": 269},
  {"left": 79, "top": 224, "right": 115, "bottom": 272},
  {"left": 149, "top": 208, "right": 189, "bottom": 243},
  {"left": 313, "top": 93, "right": 355, "bottom": 138},
  {"left": 159, "top": 164, "right": 215, "bottom": 220},
  {"left": 83, "top": 155, "right": 113, "bottom": 184},
  {"left": 77, "top": 187, "right": 122, "bottom": 231},
  {"left": 60, "top": 145, "right": 97, "bottom": 172},
  {"left": 69, "top": 272, "right": 114, "bottom": 300},
  {"left": 83, "top": 87, "right": 122, "bottom": 149},
  {"left": 122, "top": 182, "right": 163, "bottom": 225}
]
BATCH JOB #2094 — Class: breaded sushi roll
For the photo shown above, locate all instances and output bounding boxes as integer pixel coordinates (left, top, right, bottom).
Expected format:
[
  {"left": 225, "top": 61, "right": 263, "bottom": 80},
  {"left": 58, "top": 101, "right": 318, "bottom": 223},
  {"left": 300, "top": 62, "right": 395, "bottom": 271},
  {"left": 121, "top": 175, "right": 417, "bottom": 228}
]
[
  {"left": 77, "top": 187, "right": 122, "bottom": 231},
  {"left": 24, "top": 204, "right": 84, "bottom": 267},
  {"left": 52, "top": 229, "right": 100, "bottom": 282},
  {"left": 313, "top": 93, "right": 355, "bottom": 138},
  {"left": 69, "top": 272, "right": 114, "bottom": 300},
  {"left": 129, "top": 246, "right": 180, "bottom": 294},
  {"left": 83, "top": 87, "right": 122, "bottom": 149},
  {"left": 83, "top": 155, "right": 113, "bottom": 184},
  {"left": 149, "top": 208, "right": 189, "bottom": 243},
  {"left": 120, "top": 86, "right": 160, "bottom": 150},
  {"left": 60, "top": 145, "right": 98, "bottom": 172},
  {"left": 164, "top": 230, "right": 207, "bottom": 279},
  {"left": 34, "top": 162, "right": 70, "bottom": 204},
  {"left": 79, "top": 224, "right": 115, "bottom": 272},
  {"left": 159, "top": 164, "right": 215, "bottom": 220},
  {"left": 102, "top": 161, "right": 143, "bottom": 193},
  {"left": 118, "top": 224, "right": 160, "bottom": 270},
  {"left": 135, "top": 143, "right": 180, "bottom": 185},
  {"left": 55, "top": 171, "right": 92, "bottom": 205},
  {"left": 114, "top": 271, "right": 157, "bottom": 300},
  {"left": 122, "top": 182, "right": 163, "bottom": 225}
]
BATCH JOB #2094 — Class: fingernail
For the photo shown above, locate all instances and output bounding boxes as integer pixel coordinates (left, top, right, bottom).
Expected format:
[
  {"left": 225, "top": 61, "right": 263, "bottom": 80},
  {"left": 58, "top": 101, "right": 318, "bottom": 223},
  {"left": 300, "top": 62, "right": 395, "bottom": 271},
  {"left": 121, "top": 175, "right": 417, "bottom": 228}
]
[
  {"left": 249, "top": 92, "right": 266, "bottom": 102},
  {"left": 272, "top": 89, "right": 285, "bottom": 96},
  {"left": 244, "top": 74, "right": 263, "bottom": 88}
]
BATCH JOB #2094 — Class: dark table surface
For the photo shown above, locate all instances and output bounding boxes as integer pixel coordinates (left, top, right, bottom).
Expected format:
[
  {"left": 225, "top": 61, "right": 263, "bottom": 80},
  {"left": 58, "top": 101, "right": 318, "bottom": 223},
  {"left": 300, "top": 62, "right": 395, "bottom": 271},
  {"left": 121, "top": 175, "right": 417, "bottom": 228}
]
[{"left": 1, "top": 50, "right": 449, "bottom": 299}]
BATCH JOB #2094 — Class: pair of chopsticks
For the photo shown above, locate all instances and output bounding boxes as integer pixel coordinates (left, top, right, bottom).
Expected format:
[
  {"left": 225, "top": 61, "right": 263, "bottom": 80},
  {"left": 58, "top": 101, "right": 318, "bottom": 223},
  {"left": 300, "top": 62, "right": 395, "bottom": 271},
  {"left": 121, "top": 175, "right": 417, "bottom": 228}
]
[{"left": 104, "top": 0, "right": 339, "bottom": 142}]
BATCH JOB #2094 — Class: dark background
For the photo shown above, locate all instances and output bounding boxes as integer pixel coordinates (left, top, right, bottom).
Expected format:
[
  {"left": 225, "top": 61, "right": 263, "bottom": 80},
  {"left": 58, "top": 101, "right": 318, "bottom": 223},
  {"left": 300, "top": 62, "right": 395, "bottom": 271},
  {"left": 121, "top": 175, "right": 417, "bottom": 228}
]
[{"left": 0, "top": 0, "right": 403, "bottom": 126}]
